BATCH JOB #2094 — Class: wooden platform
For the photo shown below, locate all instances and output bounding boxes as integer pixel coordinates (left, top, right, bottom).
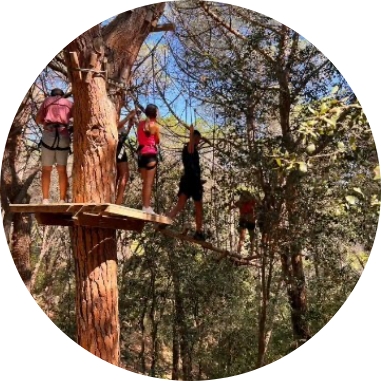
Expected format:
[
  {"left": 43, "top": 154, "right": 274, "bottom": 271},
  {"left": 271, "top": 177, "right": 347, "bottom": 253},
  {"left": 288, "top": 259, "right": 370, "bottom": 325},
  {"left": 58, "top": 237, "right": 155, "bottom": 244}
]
[{"left": 9, "top": 203, "right": 173, "bottom": 232}]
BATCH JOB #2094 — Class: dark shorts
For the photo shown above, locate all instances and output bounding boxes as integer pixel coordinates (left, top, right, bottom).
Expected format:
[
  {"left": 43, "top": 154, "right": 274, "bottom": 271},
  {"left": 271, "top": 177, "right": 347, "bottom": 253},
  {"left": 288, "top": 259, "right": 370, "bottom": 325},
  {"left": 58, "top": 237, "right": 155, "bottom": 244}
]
[
  {"left": 238, "top": 218, "right": 255, "bottom": 231},
  {"left": 138, "top": 153, "right": 158, "bottom": 169},
  {"left": 178, "top": 175, "right": 203, "bottom": 202},
  {"left": 116, "top": 141, "right": 128, "bottom": 164}
]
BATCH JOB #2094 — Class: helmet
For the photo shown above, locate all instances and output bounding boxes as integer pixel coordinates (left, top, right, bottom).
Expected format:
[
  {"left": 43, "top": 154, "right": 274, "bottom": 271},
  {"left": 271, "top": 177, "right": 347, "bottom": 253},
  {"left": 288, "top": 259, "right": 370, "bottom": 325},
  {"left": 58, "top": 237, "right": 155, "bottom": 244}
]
[{"left": 51, "top": 88, "right": 64, "bottom": 97}]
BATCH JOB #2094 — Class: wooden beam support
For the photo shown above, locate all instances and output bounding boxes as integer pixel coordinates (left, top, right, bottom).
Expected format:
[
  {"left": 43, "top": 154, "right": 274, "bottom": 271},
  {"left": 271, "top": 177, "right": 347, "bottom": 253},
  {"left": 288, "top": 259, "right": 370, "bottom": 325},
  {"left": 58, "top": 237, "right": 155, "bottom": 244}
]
[
  {"left": 69, "top": 51, "right": 82, "bottom": 81},
  {"left": 85, "top": 53, "right": 98, "bottom": 83},
  {"left": 75, "top": 212, "right": 145, "bottom": 232},
  {"left": 151, "top": 23, "right": 175, "bottom": 33},
  {"left": 35, "top": 213, "right": 74, "bottom": 227}
]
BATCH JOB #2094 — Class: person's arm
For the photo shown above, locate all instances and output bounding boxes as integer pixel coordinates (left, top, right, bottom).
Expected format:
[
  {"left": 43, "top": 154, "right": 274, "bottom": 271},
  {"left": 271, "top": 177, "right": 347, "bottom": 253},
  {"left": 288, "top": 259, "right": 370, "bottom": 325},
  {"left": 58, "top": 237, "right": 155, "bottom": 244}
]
[
  {"left": 151, "top": 122, "right": 160, "bottom": 144},
  {"left": 35, "top": 101, "right": 46, "bottom": 125},
  {"left": 118, "top": 110, "right": 136, "bottom": 130},
  {"left": 188, "top": 125, "right": 194, "bottom": 154}
]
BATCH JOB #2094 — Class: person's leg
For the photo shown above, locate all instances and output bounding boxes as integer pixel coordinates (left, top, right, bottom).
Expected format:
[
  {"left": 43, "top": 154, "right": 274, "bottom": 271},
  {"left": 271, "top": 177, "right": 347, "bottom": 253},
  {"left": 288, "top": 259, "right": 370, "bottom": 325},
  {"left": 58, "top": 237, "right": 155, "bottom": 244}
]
[
  {"left": 192, "top": 182, "right": 205, "bottom": 240},
  {"left": 168, "top": 193, "right": 188, "bottom": 220},
  {"left": 41, "top": 143, "right": 55, "bottom": 202},
  {"left": 248, "top": 228, "right": 255, "bottom": 255},
  {"left": 41, "top": 166, "right": 53, "bottom": 201},
  {"left": 156, "top": 190, "right": 188, "bottom": 230},
  {"left": 142, "top": 162, "right": 156, "bottom": 209},
  {"left": 56, "top": 147, "right": 70, "bottom": 202},
  {"left": 194, "top": 201, "right": 203, "bottom": 233},
  {"left": 237, "top": 228, "right": 246, "bottom": 254},
  {"left": 56, "top": 165, "right": 68, "bottom": 201},
  {"left": 116, "top": 161, "right": 129, "bottom": 205}
]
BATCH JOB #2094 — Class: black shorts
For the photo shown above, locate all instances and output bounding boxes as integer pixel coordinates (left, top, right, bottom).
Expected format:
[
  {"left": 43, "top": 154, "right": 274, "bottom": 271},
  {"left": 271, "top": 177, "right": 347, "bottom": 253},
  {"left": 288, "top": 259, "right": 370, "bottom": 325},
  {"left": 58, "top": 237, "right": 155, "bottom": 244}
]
[
  {"left": 178, "top": 175, "right": 203, "bottom": 202},
  {"left": 238, "top": 218, "right": 255, "bottom": 231},
  {"left": 116, "top": 141, "right": 128, "bottom": 163},
  {"left": 138, "top": 153, "right": 158, "bottom": 169}
]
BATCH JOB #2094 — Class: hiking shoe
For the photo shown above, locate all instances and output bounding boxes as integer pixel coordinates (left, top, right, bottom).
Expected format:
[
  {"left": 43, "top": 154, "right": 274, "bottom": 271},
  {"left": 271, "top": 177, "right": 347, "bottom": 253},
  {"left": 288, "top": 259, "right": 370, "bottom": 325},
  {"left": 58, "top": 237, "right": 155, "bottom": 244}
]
[
  {"left": 142, "top": 206, "right": 156, "bottom": 215},
  {"left": 193, "top": 231, "right": 206, "bottom": 241}
]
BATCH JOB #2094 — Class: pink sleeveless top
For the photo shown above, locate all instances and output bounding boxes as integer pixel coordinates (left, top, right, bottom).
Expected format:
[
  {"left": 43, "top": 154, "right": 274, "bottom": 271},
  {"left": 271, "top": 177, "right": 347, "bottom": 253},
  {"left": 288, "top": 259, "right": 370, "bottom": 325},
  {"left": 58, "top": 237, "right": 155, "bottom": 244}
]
[{"left": 137, "top": 120, "right": 158, "bottom": 155}]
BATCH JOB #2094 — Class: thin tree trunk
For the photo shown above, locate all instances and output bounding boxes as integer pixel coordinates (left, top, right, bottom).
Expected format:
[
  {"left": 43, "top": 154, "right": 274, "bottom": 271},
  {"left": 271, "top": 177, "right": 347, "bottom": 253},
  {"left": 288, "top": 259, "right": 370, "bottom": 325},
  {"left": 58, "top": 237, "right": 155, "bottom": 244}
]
[
  {"left": 139, "top": 299, "right": 148, "bottom": 374},
  {"left": 172, "top": 299, "right": 180, "bottom": 380}
]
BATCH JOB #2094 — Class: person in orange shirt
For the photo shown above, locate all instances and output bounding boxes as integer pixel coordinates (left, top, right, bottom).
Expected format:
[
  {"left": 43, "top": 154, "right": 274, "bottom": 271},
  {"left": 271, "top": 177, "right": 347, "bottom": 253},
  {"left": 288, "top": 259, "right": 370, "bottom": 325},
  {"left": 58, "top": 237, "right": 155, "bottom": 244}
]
[{"left": 233, "top": 190, "right": 257, "bottom": 255}]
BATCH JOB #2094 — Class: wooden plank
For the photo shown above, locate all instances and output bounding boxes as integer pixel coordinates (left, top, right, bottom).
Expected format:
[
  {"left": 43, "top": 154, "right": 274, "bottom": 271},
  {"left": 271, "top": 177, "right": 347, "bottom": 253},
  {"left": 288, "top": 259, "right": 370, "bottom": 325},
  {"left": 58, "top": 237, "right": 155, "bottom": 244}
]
[
  {"left": 158, "top": 228, "right": 231, "bottom": 256},
  {"left": 75, "top": 213, "right": 144, "bottom": 232},
  {"left": 9, "top": 203, "right": 172, "bottom": 229},
  {"left": 103, "top": 204, "right": 173, "bottom": 225},
  {"left": 69, "top": 51, "right": 82, "bottom": 81},
  {"left": 151, "top": 23, "right": 175, "bottom": 33},
  {"left": 35, "top": 213, "right": 74, "bottom": 227},
  {"left": 84, "top": 52, "right": 98, "bottom": 83},
  {"left": 9, "top": 203, "right": 106, "bottom": 214}
]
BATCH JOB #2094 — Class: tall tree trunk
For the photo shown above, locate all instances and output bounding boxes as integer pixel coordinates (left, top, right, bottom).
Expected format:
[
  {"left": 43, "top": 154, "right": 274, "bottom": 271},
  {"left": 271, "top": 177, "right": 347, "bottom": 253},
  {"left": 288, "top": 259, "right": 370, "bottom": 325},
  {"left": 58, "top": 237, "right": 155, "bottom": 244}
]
[
  {"left": 282, "top": 173, "right": 311, "bottom": 344},
  {"left": 64, "top": 4, "right": 166, "bottom": 365},
  {"left": 67, "top": 28, "right": 120, "bottom": 363},
  {"left": 170, "top": 253, "right": 193, "bottom": 380}
]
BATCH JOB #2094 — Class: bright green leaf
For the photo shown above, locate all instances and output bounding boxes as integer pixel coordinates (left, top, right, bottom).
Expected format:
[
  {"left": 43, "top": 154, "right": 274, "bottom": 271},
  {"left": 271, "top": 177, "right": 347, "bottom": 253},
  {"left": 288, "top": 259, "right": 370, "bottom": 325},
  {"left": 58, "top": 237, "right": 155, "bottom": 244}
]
[
  {"left": 345, "top": 195, "right": 358, "bottom": 205},
  {"left": 306, "top": 144, "right": 316, "bottom": 154},
  {"left": 298, "top": 162, "right": 308, "bottom": 173},
  {"left": 322, "top": 116, "right": 336, "bottom": 127},
  {"left": 353, "top": 187, "right": 364, "bottom": 197}
]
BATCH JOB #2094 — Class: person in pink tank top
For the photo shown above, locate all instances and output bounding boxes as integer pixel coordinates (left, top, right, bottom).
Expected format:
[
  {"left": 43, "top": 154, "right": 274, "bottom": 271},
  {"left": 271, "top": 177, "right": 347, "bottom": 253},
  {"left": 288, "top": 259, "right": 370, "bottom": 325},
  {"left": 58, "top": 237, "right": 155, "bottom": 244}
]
[{"left": 137, "top": 104, "right": 160, "bottom": 214}]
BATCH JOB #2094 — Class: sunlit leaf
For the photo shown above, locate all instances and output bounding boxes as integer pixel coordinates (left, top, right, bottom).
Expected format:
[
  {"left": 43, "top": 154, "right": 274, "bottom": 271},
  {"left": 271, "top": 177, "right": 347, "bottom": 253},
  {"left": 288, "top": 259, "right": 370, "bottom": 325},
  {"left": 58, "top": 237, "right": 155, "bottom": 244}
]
[
  {"left": 374, "top": 165, "right": 380, "bottom": 181},
  {"left": 306, "top": 144, "right": 316, "bottom": 154},
  {"left": 298, "top": 162, "right": 307, "bottom": 173},
  {"left": 345, "top": 195, "right": 358, "bottom": 205},
  {"left": 353, "top": 187, "right": 364, "bottom": 197}
]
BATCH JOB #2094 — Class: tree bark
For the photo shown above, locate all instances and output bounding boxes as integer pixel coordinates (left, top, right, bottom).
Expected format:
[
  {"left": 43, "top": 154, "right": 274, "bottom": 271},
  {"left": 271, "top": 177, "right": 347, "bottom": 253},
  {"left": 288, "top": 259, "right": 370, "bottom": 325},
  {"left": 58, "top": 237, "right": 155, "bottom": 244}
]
[
  {"left": 282, "top": 173, "right": 311, "bottom": 344},
  {"left": 2, "top": 91, "right": 35, "bottom": 290},
  {"left": 64, "top": 4, "right": 166, "bottom": 365}
]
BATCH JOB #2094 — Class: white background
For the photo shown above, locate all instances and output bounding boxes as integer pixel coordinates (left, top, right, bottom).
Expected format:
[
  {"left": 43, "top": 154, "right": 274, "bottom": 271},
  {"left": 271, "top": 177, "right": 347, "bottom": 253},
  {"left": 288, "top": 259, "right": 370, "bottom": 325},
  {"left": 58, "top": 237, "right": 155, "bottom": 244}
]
[{"left": 0, "top": 1, "right": 380, "bottom": 380}]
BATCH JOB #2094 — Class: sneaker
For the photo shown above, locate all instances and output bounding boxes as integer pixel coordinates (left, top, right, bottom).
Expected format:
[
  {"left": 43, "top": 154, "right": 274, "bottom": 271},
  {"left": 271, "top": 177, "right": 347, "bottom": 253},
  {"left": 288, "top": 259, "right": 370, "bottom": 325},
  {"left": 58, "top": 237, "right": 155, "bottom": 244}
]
[
  {"left": 42, "top": 199, "right": 50, "bottom": 205},
  {"left": 193, "top": 231, "right": 206, "bottom": 241},
  {"left": 59, "top": 199, "right": 66, "bottom": 204},
  {"left": 142, "top": 206, "right": 156, "bottom": 215}
]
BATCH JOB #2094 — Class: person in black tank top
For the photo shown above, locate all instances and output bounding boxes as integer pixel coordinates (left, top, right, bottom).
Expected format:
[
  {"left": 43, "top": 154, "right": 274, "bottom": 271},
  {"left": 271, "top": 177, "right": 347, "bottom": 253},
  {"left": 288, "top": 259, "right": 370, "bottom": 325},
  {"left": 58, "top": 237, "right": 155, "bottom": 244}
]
[{"left": 160, "top": 128, "right": 206, "bottom": 241}]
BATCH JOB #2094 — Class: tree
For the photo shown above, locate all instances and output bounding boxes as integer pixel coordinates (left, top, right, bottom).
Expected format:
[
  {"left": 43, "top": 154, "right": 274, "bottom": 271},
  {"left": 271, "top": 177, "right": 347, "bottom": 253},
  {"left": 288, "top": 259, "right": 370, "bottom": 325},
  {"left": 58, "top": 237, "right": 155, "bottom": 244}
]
[{"left": 62, "top": 4, "right": 166, "bottom": 365}]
